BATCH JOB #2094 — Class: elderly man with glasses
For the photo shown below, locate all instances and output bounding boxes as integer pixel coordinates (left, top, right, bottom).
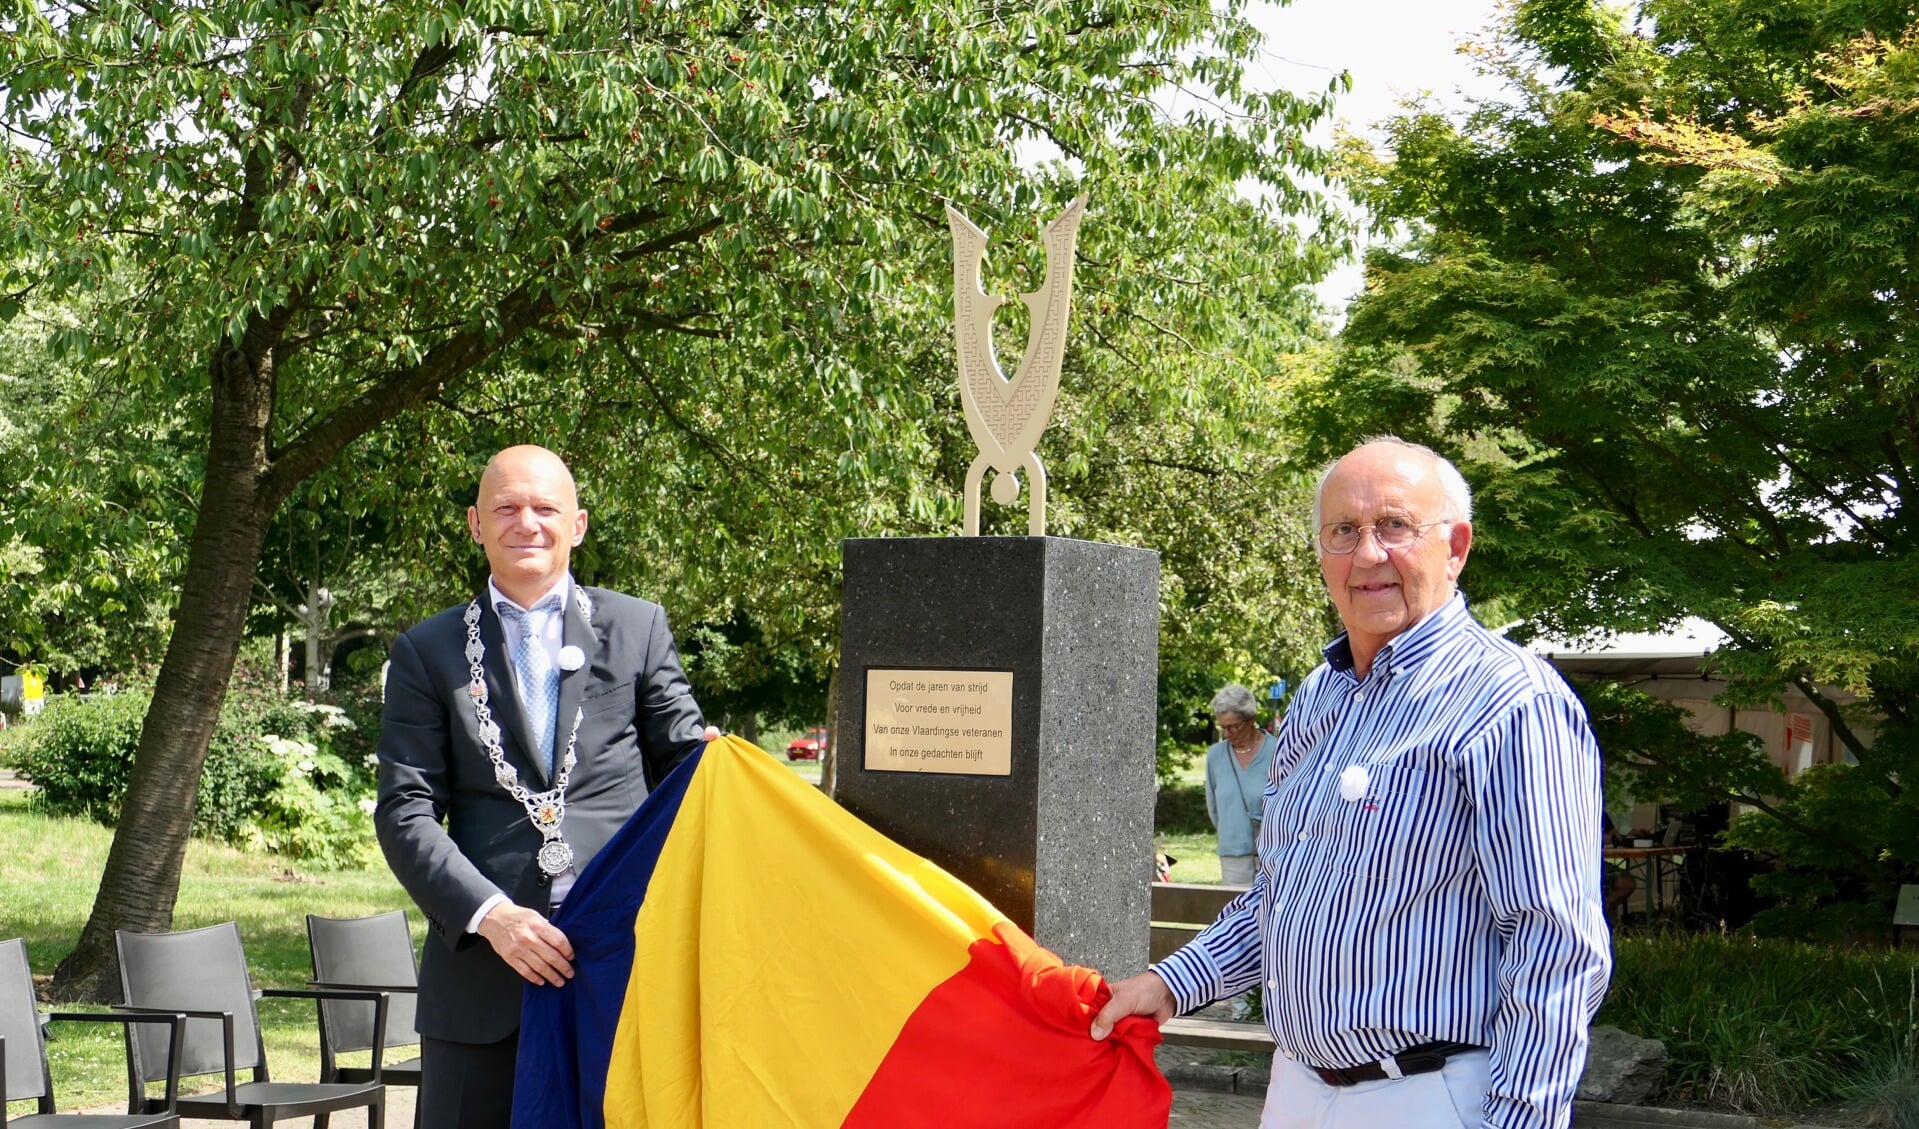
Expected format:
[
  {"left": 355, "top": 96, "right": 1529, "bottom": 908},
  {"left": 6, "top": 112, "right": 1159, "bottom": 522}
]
[{"left": 1093, "top": 436, "right": 1610, "bottom": 1129}]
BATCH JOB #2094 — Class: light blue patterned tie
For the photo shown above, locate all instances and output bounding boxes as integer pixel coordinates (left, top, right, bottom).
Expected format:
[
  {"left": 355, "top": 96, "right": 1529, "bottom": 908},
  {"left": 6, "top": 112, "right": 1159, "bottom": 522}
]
[{"left": 499, "top": 596, "right": 562, "bottom": 776}]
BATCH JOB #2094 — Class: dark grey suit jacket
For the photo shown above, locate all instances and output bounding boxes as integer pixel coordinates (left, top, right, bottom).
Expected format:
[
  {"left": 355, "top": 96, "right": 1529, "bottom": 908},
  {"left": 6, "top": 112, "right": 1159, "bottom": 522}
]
[{"left": 374, "top": 583, "right": 705, "bottom": 1043}]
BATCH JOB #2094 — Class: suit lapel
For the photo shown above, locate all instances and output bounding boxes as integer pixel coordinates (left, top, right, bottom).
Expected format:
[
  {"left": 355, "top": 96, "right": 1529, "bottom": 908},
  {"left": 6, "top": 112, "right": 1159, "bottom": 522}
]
[
  {"left": 553, "top": 585, "right": 594, "bottom": 771},
  {"left": 478, "top": 600, "right": 548, "bottom": 786}
]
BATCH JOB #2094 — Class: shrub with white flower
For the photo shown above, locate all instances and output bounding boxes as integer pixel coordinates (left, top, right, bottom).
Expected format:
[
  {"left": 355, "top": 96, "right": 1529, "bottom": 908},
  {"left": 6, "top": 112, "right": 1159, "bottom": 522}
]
[{"left": 290, "top": 700, "right": 357, "bottom": 730}]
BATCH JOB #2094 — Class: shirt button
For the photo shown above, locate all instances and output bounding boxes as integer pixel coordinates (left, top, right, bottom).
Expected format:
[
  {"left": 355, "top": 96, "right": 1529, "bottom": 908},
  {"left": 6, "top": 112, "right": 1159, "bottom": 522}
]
[
  {"left": 1297, "top": 831, "right": 1308, "bottom": 842},
  {"left": 1267, "top": 978, "right": 1278, "bottom": 990},
  {"left": 1283, "top": 1050, "right": 1295, "bottom": 1060},
  {"left": 1354, "top": 690, "right": 1365, "bottom": 701}
]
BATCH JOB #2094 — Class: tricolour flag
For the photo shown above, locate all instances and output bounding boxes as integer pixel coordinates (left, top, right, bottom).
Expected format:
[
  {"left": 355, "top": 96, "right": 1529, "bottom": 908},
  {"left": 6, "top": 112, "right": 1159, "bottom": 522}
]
[{"left": 512, "top": 735, "right": 1169, "bottom": 1128}]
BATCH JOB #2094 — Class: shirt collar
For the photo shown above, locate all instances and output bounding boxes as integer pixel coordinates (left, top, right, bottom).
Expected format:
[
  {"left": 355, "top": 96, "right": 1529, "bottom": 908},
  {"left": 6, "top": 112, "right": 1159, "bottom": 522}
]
[
  {"left": 1322, "top": 591, "right": 1472, "bottom": 678},
  {"left": 488, "top": 573, "right": 571, "bottom": 616}
]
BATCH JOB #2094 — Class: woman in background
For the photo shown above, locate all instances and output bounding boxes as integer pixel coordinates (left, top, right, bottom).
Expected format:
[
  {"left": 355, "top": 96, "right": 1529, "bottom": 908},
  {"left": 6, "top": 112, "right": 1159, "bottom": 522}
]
[{"left": 1203, "top": 684, "right": 1276, "bottom": 887}]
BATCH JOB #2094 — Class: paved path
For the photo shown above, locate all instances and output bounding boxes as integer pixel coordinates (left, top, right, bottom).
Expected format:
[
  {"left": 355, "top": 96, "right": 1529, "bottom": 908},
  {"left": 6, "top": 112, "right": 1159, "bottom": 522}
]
[
  {"left": 92, "top": 1083, "right": 1263, "bottom": 1128},
  {"left": 85, "top": 1067, "right": 1824, "bottom": 1128},
  {"left": 1171, "top": 1086, "right": 1267, "bottom": 1125}
]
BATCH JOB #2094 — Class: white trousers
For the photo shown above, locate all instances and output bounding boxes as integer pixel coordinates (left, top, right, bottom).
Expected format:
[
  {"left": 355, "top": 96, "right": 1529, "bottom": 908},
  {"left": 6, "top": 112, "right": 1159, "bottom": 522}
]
[
  {"left": 1259, "top": 1049, "right": 1491, "bottom": 1129},
  {"left": 1220, "top": 854, "right": 1259, "bottom": 885}
]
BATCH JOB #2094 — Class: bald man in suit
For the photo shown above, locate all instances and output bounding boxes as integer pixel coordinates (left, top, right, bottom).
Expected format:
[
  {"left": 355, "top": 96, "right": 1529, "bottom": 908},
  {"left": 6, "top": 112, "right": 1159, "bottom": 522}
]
[{"left": 376, "top": 445, "right": 708, "bottom": 1129}]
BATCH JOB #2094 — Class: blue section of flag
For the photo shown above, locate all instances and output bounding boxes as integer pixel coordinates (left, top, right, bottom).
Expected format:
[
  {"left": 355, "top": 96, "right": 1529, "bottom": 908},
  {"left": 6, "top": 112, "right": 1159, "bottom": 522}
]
[{"left": 511, "top": 743, "right": 706, "bottom": 1129}]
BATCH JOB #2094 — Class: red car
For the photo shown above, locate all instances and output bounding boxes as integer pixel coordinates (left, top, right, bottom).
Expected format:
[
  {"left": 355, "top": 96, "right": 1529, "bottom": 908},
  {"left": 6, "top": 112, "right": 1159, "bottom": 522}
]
[{"left": 786, "top": 727, "right": 829, "bottom": 760}]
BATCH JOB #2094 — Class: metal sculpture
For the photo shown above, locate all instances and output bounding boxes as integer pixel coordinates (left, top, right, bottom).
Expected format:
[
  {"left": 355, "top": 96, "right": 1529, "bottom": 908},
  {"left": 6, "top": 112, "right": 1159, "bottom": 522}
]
[{"left": 947, "top": 196, "right": 1086, "bottom": 536}]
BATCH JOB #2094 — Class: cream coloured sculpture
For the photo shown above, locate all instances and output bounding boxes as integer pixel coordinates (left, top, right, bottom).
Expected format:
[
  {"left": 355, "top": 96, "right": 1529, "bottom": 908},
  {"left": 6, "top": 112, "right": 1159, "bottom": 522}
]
[{"left": 947, "top": 196, "right": 1086, "bottom": 536}]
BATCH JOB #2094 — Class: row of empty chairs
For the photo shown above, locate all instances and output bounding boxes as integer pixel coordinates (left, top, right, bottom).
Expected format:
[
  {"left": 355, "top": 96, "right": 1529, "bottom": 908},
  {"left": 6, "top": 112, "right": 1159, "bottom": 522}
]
[{"left": 3, "top": 911, "right": 423, "bottom": 1129}]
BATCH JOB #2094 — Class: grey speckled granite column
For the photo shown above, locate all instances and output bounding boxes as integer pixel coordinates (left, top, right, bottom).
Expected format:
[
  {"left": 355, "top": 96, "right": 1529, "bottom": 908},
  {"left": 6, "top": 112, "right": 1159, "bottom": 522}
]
[{"left": 836, "top": 536, "right": 1159, "bottom": 979}]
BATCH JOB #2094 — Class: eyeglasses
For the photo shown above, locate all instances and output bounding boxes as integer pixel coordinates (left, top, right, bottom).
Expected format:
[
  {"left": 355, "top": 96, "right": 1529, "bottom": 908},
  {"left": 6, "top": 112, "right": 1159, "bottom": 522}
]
[{"left": 1317, "top": 517, "right": 1449, "bottom": 555}]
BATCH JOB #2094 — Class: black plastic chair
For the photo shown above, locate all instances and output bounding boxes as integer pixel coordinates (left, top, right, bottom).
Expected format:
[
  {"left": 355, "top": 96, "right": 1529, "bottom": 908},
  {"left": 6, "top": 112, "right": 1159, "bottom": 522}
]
[
  {"left": 306, "top": 912, "right": 421, "bottom": 1129},
  {"left": 1, "top": 936, "right": 185, "bottom": 1128},
  {"left": 114, "top": 923, "right": 386, "bottom": 1129}
]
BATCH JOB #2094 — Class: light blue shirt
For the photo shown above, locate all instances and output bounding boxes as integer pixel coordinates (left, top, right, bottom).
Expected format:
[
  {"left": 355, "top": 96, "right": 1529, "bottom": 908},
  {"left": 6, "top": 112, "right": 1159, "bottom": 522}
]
[
  {"left": 1153, "top": 595, "right": 1611, "bottom": 1129},
  {"left": 1205, "top": 732, "right": 1277, "bottom": 857}
]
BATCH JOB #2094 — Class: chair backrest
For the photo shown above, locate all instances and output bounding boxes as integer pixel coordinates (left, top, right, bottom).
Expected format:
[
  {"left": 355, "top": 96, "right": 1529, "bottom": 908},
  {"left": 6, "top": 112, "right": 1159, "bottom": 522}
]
[
  {"left": 306, "top": 910, "right": 421, "bottom": 1053},
  {"left": 0, "top": 938, "right": 52, "bottom": 1104},
  {"left": 116, "top": 922, "right": 264, "bottom": 1084}
]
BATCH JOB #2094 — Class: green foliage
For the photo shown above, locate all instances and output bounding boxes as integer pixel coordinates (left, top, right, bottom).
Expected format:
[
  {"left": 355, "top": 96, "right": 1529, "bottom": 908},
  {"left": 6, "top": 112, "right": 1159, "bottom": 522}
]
[
  {"left": 15, "top": 682, "right": 374, "bottom": 866},
  {"left": 243, "top": 732, "right": 376, "bottom": 869},
  {"left": 12, "top": 691, "right": 159, "bottom": 823},
  {"left": 1155, "top": 782, "right": 1214, "bottom": 835},
  {"left": 0, "top": 289, "right": 189, "bottom": 675},
  {"left": 1601, "top": 934, "right": 1919, "bottom": 1115},
  {"left": 678, "top": 613, "right": 830, "bottom": 733},
  {"left": 1846, "top": 1045, "right": 1919, "bottom": 1129},
  {"left": 1576, "top": 679, "right": 1783, "bottom": 815},
  {"left": 1577, "top": 679, "right": 1784, "bottom": 812},
  {"left": 1318, "top": 0, "right": 1919, "bottom": 910}
]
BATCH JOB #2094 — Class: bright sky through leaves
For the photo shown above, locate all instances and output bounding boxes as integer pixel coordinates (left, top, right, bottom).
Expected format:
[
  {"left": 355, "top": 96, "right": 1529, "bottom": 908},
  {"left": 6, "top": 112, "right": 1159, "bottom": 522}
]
[{"left": 1247, "top": 0, "right": 1508, "bottom": 307}]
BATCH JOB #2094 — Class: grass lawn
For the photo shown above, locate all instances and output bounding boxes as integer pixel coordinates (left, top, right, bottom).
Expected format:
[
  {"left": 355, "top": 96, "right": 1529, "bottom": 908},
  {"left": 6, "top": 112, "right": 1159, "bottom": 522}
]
[{"left": 1156, "top": 830, "right": 1226, "bottom": 885}]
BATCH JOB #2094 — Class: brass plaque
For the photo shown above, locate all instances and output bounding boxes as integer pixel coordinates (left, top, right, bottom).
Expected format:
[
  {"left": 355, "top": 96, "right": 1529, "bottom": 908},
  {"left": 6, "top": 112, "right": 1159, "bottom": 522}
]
[{"left": 864, "top": 669, "right": 1014, "bottom": 776}]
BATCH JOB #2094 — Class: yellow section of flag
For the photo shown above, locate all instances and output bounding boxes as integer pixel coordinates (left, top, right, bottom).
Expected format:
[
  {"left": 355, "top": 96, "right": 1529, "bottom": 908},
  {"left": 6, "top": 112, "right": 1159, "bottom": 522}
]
[{"left": 602, "top": 736, "right": 1008, "bottom": 1128}]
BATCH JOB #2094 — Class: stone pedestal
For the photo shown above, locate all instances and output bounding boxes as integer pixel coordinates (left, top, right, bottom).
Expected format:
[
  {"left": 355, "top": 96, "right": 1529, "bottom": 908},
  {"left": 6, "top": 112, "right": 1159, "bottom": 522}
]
[{"left": 836, "top": 536, "right": 1160, "bottom": 978}]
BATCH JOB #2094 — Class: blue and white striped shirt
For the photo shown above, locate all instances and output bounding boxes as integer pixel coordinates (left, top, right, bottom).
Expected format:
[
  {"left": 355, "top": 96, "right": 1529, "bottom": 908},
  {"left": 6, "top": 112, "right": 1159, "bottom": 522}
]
[{"left": 1153, "top": 595, "right": 1611, "bottom": 1129}]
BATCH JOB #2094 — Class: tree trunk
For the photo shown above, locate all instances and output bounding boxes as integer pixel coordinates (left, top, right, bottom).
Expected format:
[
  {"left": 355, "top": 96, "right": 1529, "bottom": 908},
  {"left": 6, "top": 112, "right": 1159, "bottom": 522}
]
[
  {"left": 51, "top": 349, "right": 277, "bottom": 1002},
  {"left": 821, "top": 661, "right": 841, "bottom": 798},
  {"left": 302, "top": 579, "right": 331, "bottom": 697}
]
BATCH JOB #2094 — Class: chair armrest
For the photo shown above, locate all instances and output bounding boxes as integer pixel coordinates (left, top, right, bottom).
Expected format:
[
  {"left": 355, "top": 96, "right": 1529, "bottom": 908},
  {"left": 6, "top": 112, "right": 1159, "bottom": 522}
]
[
  {"left": 48, "top": 1012, "right": 188, "bottom": 1114},
  {"left": 262, "top": 987, "right": 389, "bottom": 1083},
  {"left": 114, "top": 1005, "right": 239, "bottom": 1118},
  {"left": 307, "top": 980, "right": 418, "bottom": 994}
]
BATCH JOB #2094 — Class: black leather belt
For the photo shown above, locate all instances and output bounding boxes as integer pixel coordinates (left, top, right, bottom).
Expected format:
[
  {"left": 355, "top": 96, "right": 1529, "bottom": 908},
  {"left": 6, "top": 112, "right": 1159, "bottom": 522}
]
[{"left": 1313, "top": 1041, "right": 1481, "bottom": 1087}]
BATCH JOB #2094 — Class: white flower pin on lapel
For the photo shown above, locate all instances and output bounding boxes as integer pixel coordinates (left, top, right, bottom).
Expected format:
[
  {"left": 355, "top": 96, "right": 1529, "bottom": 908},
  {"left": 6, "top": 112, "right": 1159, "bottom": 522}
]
[
  {"left": 1337, "top": 764, "right": 1370, "bottom": 803},
  {"left": 557, "top": 645, "right": 586, "bottom": 672}
]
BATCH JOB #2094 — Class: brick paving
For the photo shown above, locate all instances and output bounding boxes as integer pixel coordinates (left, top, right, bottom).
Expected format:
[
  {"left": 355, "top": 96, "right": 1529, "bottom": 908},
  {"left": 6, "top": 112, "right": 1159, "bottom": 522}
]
[
  {"left": 78, "top": 1049, "right": 1839, "bottom": 1128},
  {"left": 93, "top": 1083, "right": 1269, "bottom": 1128},
  {"left": 84, "top": 1083, "right": 1268, "bottom": 1128},
  {"left": 1162, "top": 1038, "right": 1269, "bottom": 1127},
  {"left": 1170, "top": 1084, "right": 1267, "bottom": 1125}
]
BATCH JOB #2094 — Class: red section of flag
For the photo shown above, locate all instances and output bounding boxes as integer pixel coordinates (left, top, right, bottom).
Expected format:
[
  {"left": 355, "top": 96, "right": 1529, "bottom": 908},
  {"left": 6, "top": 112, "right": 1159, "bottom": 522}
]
[{"left": 840, "top": 923, "right": 1170, "bottom": 1129}]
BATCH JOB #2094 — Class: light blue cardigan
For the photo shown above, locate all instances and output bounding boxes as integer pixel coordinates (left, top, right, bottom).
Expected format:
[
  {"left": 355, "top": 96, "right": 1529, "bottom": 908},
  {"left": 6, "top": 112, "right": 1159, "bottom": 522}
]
[{"left": 1204, "top": 732, "right": 1278, "bottom": 857}]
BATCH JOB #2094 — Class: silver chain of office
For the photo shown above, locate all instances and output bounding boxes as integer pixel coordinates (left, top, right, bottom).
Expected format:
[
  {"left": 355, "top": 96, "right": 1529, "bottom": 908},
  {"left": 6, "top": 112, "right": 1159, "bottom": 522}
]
[{"left": 462, "top": 587, "right": 592, "bottom": 877}]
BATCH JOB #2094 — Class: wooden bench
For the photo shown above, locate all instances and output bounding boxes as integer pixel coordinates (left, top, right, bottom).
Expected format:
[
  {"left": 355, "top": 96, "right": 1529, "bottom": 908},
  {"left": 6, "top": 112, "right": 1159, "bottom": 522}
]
[
  {"left": 1150, "top": 882, "right": 1274, "bottom": 1052},
  {"left": 1151, "top": 882, "right": 1246, "bottom": 961}
]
